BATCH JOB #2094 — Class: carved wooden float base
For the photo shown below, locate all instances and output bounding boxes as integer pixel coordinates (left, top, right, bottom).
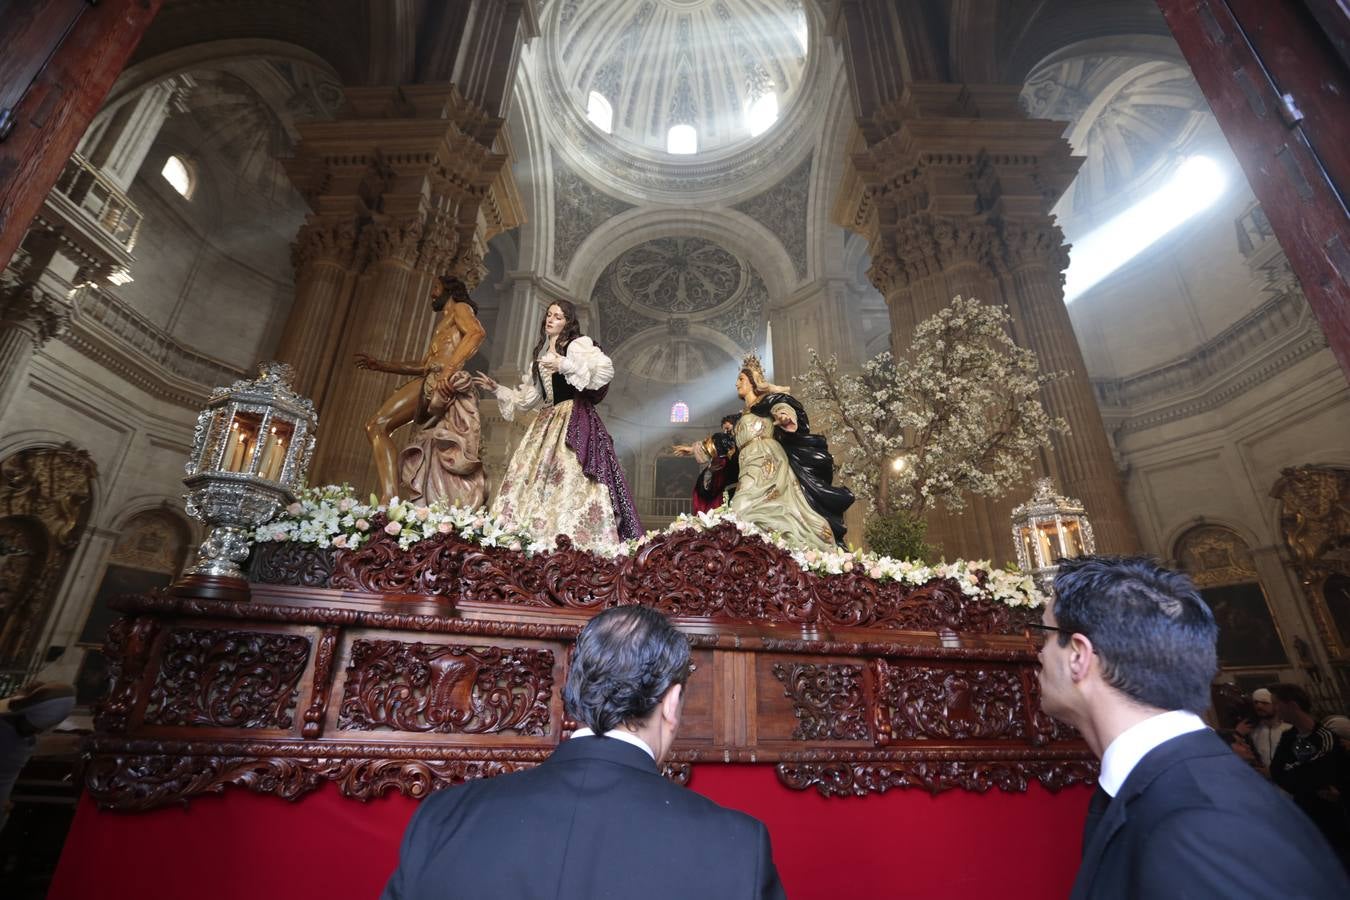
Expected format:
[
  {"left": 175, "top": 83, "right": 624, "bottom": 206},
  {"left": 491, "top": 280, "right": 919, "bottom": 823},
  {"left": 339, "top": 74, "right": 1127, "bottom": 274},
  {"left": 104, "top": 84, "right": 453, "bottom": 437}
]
[{"left": 87, "top": 531, "right": 1093, "bottom": 811}]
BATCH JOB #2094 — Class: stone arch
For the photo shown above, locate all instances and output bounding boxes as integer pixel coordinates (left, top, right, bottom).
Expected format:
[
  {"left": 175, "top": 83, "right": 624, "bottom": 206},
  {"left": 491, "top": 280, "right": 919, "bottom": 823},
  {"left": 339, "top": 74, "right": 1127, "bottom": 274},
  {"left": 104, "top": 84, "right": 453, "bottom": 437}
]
[{"left": 1173, "top": 522, "right": 1289, "bottom": 671}]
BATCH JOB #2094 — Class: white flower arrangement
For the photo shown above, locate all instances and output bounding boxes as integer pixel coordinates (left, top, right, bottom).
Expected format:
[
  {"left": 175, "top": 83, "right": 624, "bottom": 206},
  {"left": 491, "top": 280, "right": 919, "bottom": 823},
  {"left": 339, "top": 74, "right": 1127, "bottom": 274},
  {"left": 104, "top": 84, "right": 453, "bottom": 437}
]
[
  {"left": 253, "top": 484, "right": 539, "bottom": 555},
  {"left": 254, "top": 486, "right": 1044, "bottom": 608}
]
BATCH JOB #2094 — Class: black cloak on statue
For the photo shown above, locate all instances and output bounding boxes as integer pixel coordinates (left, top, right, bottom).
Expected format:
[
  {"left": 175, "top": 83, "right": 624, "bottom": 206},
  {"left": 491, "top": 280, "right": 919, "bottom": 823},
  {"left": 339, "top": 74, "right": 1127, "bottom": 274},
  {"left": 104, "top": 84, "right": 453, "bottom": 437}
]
[{"left": 748, "top": 393, "right": 855, "bottom": 546}]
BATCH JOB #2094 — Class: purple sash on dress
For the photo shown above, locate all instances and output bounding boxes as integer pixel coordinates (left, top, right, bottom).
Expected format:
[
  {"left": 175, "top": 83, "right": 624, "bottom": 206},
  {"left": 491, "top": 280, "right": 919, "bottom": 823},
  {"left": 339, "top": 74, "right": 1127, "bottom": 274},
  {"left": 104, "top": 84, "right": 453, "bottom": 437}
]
[{"left": 565, "top": 386, "right": 642, "bottom": 541}]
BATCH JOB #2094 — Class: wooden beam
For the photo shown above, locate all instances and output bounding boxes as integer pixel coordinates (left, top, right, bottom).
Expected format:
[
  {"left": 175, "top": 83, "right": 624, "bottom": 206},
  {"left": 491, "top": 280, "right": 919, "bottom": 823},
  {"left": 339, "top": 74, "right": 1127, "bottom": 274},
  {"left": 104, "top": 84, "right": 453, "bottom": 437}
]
[
  {"left": 1156, "top": 0, "right": 1350, "bottom": 382},
  {"left": 0, "top": 0, "right": 164, "bottom": 271}
]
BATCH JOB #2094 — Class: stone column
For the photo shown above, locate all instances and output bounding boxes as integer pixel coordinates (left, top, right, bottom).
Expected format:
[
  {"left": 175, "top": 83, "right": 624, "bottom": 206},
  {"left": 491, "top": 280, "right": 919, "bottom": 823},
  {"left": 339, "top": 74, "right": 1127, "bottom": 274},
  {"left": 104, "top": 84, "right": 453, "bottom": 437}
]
[
  {"left": 0, "top": 230, "right": 72, "bottom": 419},
  {"left": 277, "top": 85, "right": 526, "bottom": 492},
  {"left": 834, "top": 84, "right": 1140, "bottom": 562}
]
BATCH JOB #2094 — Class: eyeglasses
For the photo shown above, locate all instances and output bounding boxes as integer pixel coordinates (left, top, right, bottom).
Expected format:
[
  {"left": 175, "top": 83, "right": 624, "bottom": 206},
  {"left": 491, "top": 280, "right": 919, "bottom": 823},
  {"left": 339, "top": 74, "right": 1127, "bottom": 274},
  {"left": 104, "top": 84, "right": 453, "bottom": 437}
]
[{"left": 1025, "top": 623, "right": 1066, "bottom": 649}]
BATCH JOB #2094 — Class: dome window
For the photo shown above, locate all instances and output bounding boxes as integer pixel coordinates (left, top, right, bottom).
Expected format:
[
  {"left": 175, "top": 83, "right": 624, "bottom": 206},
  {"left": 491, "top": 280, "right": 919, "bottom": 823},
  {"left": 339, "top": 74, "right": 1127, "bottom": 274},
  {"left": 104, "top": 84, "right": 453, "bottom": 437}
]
[
  {"left": 670, "top": 401, "right": 690, "bottom": 424},
  {"left": 747, "top": 92, "right": 779, "bottom": 137},
  {"left": 161, "top": 155, "right": 194, "bottom": 198},
  {"left": 587, "top": 91, "right": 614, "bottom": 134},
  {"left": 667, "top": 124, "right": 698, "bottom": 155}
]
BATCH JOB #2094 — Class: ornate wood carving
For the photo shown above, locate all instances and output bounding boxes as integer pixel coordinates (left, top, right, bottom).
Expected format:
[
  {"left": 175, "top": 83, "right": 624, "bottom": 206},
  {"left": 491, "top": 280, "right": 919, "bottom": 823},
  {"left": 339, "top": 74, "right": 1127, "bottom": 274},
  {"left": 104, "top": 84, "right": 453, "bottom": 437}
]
[
  {"left": 94, "top": 614, "right": 160, "bottom": 733},
  {"left": 82, "top": 739, "right": 554, "bottom": 811},
  {"left": 302, "top": 626, "right": 339, "bottom": 739},
  {"left": 776, "top": 756, "right": 1098, "bottom": 798},
  {"left": 772, "top": 662, "right": 869, "bottom": 741},
  {"left": 144, "top": 629, "right": 311, "bottom": 729},
  {"left": 249, "top": 540, "right": 336, "bottom": 588},
  {"left": 84, "top": 536, "right": 1094, "bottom": 811},
  {"left": 873, "top": 659, "right": 1028, "bottom": 742},
  {"left": 337, "top": 640, "right": 553, "bottom": 736},
  {"left": 266, "top": 523, "right": 1035, "bottom": 635}
]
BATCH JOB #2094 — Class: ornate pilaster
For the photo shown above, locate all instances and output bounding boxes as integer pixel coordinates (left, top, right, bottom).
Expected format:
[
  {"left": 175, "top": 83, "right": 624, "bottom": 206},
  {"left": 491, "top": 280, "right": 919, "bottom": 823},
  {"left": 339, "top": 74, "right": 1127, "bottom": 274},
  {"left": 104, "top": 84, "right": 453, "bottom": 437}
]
[
  {"left": 0, "top": 241, "right": 73, "bottom": 417},
  {"left": 276, "top": 83, "right": 527, "bottom": 491},
  {"left": 834, "top": 83, "right": 1140, "bottom": 561}
]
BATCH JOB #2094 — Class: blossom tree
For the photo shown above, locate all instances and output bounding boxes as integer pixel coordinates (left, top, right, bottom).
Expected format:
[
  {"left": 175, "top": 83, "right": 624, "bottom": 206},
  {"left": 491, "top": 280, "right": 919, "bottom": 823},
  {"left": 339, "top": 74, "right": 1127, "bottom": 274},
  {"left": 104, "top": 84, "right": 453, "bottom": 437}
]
[{"left": 800, "top": 296, "right": 1066, "bottom": 528}]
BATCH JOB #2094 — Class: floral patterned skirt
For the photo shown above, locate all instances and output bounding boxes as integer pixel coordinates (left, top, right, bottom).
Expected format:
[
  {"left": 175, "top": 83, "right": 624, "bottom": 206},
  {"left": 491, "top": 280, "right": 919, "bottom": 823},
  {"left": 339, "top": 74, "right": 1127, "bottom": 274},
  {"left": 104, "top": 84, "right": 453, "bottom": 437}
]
[{"left": 489, "top": 400, "right": 620, "bottom": 550}]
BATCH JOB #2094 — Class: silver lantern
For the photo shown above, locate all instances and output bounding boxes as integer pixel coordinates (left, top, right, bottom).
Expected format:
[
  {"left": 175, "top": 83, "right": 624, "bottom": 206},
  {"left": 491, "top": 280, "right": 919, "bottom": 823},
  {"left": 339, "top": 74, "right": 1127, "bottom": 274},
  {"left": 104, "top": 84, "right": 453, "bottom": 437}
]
[
  {"left": 180, "top": 361, "right": 317, "bottom": 598},
  {"left": 1010, "top": 477, "right": 1096, "bottom": 593}
]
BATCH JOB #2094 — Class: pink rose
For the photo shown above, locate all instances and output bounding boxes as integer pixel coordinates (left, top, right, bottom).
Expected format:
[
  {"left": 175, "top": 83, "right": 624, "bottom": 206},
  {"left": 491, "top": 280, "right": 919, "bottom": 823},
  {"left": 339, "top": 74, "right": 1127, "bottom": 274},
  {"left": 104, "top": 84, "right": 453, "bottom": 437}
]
[
  {"left": 332, "top": 535, "right": 348, "bottom": 549},
  {"left": 414, "top": 506, "right": 431, "bottom": 522},
  {"left": 842, "top": 560, "right": 854, "bottom": 572},
  {"left": 285, "top": 502, "right": 302, "bottom": 516},
  {"left": 273, "top": 530, "right": 288, "bottom": 541},
  {"left": 384, "top": 521, "right": 402, "bottom": 536},
  {"left": 868, "top": 566, "right": 883, "bottom": 580},
  {"left": 472, "top": 516, "right": 486, "bottom": 529},
  {"left": 338, "top": 498, "right": 355, "bottom": 513},
  {"left": 509, "top": 540, "right": 522, "bottom": 552},
  {"left": 436, "top": 521, "right": 453, "bottom": 534},
  {"left": 355, "top": 518, "right": 370, "bottom": 532}
]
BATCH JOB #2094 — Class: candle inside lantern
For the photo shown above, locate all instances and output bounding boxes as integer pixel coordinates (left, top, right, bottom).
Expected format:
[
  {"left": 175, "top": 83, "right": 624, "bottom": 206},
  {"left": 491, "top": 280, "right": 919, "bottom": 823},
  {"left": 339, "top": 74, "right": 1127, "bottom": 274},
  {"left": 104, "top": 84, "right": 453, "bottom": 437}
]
[{"left": 259, "top": 426, "right": 289, "bottom": 481}]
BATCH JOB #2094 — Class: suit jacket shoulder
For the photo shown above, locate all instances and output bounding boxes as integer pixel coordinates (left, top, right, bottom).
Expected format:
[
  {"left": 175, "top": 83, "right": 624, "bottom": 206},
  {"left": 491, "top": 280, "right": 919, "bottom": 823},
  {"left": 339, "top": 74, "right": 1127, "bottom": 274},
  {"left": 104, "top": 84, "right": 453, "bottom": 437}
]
[
  {"left": 1073, "top": 730, "right": 1349, "bottom": 900},
  {"left": 383, "top": 736, "right": 785, "bottom": 900}
]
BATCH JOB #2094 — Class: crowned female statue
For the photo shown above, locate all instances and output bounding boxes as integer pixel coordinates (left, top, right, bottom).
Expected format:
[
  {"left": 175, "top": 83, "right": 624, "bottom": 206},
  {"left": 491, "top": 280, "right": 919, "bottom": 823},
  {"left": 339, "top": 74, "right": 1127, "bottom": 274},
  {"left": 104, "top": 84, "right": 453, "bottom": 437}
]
[{"left": 722, "top": 354, "right": 853, "bottom": 550}]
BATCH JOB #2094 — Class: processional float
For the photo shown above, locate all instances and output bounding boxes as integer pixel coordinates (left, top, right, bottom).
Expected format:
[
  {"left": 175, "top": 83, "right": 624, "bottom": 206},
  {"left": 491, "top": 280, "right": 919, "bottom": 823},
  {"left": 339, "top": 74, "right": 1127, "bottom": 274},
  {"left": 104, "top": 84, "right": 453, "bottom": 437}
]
[{"left": 82, "top": 363, "right": 1096, "bottom": 811}]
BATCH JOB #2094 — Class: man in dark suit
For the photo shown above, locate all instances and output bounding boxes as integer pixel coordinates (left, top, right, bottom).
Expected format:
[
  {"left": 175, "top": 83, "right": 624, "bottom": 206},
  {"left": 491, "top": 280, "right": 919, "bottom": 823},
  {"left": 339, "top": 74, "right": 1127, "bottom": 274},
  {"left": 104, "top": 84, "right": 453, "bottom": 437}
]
[
  {"left": 381, "top": 605, "right": 786, "bottom": 899},
  {"left": 1034, "top": 556, "right": 1348, "bottom": 898}
]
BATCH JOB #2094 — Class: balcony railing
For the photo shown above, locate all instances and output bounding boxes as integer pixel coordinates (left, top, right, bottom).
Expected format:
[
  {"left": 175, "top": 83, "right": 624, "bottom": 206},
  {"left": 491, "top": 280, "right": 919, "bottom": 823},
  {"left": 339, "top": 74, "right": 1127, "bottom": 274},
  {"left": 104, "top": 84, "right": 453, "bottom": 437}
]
[{"left": 52, "top": 151, "right": 142, "bottom": 252}]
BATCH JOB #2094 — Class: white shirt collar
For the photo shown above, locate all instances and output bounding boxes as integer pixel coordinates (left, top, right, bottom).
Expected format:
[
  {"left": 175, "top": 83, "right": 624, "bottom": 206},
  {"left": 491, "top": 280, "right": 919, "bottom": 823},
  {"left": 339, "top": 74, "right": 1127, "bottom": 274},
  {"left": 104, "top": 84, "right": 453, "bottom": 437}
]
[
  {"left": 568, "top": 727, "right": 655, "bottom": 760},
  {"left": 1099, "top": 709, "right": 1207, "bottom": 796}
]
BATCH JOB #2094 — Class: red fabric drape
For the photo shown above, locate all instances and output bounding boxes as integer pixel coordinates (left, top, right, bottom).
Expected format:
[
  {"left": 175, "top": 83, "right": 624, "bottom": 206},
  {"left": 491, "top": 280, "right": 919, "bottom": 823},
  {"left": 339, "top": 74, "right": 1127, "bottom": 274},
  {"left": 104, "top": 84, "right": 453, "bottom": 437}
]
[{"left": 50, "top": 765, "right": 1089, "bottom": 899}]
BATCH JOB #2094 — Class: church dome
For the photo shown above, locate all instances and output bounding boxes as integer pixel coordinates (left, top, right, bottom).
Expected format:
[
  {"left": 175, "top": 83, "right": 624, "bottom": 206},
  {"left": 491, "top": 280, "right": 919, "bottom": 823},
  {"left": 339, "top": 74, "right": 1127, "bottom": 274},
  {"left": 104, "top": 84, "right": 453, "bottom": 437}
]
[{"left": 552, "top": 0, "right": 810, "bottom": 156}]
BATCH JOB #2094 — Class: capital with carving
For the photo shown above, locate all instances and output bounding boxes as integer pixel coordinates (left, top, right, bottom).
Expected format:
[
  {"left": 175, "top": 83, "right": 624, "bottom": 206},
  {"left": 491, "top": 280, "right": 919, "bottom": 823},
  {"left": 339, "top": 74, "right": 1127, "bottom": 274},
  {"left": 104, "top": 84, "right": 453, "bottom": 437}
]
[
  {"left": 0, "top": 278, "right": 72, "bottom": 348},
  {"left": 291, "top": 219, "right": 358, "bottom": 272}
]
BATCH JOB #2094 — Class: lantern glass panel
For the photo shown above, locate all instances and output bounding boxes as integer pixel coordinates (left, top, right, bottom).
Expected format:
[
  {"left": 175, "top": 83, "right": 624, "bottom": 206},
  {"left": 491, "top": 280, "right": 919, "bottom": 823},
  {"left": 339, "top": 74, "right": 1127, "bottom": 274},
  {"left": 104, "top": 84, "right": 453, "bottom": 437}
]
[
  {"left": 1036, "top": 520, "right": 1058, "bottom": 564},
  {"left": 258, "top": 419, "right": 295, "bottom": 482},
  {"left": 1019, "top": 525, "right": 1037, "bottom": 569},
  {"left": 1060, "top": 520, "right": 1084, "bottom": 558},
  {"left": 224, "top": 410, "right": 264, "bottom": 473}
]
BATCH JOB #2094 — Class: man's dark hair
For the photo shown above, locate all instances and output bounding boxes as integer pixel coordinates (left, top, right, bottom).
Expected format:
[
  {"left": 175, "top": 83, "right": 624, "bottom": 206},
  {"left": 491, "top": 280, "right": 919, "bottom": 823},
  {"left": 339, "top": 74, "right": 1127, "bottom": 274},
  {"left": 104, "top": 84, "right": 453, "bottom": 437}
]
[
  {"left": 720, "top": 415, "right": 737, "bottom": 427},
  {"left": 1268, "top": 682, "right": 1312, "bottom": 713},
  {"left": 436, "top": 275, "right": 478, "bottom": 314},
  {"left": 1052, "top": 556, "right": 1217, "bottom": 713},
  {"left": 563, "top": 606, "right": 691, "bottom": 734}
]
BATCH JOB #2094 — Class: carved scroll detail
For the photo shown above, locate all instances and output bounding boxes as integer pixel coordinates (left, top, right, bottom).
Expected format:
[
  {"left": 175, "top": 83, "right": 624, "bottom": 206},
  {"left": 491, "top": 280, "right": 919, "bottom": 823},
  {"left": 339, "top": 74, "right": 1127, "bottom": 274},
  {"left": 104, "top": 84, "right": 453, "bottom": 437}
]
[
  {"left": 874, "top": 660, "right": 1028, "bottom": 741},
  {"left": 144, "top": 629, "right": 311, "bottom": 729},
  {"left": 337, "top": 640, "right": 553, "bottom": 736},
  {"left": 771, "top": 662, "right": 869, "bottom": 741}
]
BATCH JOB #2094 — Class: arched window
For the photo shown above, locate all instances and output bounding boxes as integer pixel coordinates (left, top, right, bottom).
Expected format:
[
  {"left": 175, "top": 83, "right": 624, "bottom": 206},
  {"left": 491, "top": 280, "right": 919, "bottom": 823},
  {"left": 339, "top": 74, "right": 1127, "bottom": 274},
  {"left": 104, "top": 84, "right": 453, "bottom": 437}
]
[
  {"left": 670, "top": 401, "right": 690, "bottom": 423},
  {"left": 667, "top": 124, "right": 698, "bottom": 155},
  {"left": 747, "top": 92, "right": 779, "bottom": 136},
  {"left": 586, "top": 91, "right": 613, "bottom": 134},
  {"left": 160, "top": 154, "right": 194, "bottom": 198},
  {"left": 1174, "top": 524, "right": 1288, "bottom": 670}
]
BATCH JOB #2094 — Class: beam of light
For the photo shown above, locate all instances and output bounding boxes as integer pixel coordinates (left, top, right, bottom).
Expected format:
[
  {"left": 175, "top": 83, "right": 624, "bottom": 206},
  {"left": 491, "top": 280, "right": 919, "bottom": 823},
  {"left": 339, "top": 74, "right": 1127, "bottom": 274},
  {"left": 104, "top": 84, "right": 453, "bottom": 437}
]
[{"left": 1063, "top": 155, "right": 1227, "bottom": 303}]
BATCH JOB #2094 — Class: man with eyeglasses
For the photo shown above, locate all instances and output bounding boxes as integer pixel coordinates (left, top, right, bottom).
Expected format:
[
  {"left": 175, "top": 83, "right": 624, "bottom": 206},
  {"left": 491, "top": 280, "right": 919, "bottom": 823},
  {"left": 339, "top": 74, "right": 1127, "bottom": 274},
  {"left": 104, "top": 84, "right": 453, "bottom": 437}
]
[{"left": 1034, "top": 556, "right": 1348, "bottom": 898}]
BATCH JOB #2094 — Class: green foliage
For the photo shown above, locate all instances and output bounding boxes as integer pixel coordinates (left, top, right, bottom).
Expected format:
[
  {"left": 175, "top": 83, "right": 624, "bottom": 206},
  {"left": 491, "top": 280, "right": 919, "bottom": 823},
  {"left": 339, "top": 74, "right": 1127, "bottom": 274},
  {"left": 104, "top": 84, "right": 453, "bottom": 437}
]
[{"left": 863, "top": 509, "right": 935, "bottom": 563}]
